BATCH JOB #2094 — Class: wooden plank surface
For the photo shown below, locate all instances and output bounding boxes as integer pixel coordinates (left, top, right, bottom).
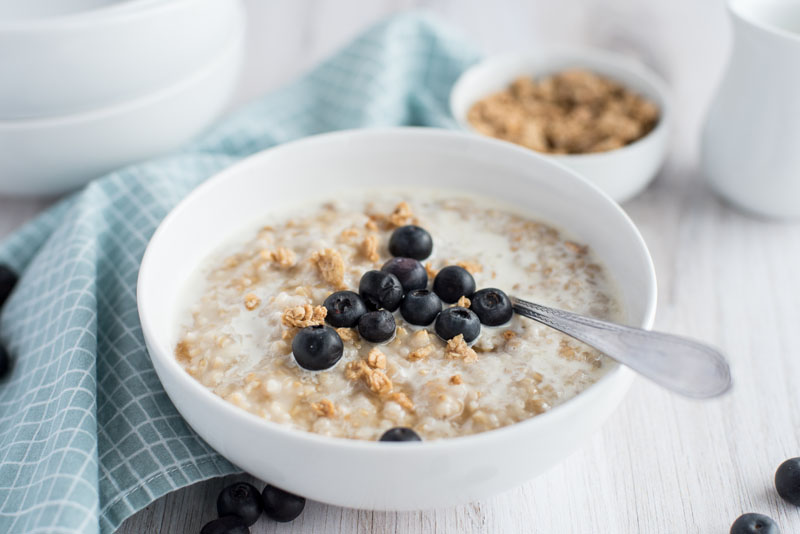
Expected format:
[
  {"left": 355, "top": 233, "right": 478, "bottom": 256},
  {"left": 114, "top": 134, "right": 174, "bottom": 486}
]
[{"left": 2, "top": 1, "right": 799, "bottom": 532}]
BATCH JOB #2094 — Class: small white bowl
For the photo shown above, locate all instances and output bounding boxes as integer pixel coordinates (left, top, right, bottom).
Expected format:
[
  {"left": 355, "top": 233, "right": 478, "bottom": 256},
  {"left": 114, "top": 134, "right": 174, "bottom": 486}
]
[
  {"left": 0, "top": 0, "right": 244, "bottom": 119},
  {"left": 450, "top": 49, "right": 671, "bottom": 203},
  {"left": 138, "top": 128, "right": 657, "bottom": 510},
  {"left": 0, "top": 24, "right": 244, "bottom": 196}
]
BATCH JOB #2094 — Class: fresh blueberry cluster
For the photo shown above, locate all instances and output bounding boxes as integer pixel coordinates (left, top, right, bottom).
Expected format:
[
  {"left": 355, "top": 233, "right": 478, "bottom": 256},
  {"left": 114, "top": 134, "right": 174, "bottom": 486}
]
[
  {"left": 729, "top": 457, "right": 800, "bottom": 533},
  {"left": 200, "top": 481, "right": 306, "bottom": 534},
  {"left": 291, "top": 225, "right": 515, "bottom": 371}
]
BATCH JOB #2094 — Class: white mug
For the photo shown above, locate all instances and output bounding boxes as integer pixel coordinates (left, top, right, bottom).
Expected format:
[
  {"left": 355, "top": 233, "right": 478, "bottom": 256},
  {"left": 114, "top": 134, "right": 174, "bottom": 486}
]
[{"left": 701, "top": 0, "right": 800, "bottom": 219}]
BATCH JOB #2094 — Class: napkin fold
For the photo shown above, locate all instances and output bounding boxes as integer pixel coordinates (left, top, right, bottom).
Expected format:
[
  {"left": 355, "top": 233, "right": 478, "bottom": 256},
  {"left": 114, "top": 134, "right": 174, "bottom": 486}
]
[{"left": 0, "top": 13, "right": 479, "bottom": 534}]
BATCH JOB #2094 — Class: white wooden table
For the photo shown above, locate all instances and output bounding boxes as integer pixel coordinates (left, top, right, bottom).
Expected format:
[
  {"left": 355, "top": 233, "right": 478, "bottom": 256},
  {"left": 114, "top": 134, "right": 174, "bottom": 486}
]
[{"left": 3, "top": 1, "right": 799, "bottom": 532}]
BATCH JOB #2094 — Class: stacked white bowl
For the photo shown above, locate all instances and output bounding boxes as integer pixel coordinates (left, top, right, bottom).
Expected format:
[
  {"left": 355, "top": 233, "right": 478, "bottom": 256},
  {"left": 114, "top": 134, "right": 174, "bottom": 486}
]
[{"left": 0, "top": 0, "right": 246, "bottom": 195}]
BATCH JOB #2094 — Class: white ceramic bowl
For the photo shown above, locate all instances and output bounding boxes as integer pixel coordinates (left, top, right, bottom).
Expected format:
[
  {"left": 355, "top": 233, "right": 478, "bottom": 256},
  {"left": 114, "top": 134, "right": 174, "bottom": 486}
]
[
  {"left": 450, "top": 49, "right": 671, "bottom": 203},
  {"left": 137, "top": 128, "right": 657, "bottom": 510},
  {"left": 0, "top": 0, "right": 244, "bottom": 119},
  {"left": 0, "top": 24, "right": 244, "bottom": 196}
]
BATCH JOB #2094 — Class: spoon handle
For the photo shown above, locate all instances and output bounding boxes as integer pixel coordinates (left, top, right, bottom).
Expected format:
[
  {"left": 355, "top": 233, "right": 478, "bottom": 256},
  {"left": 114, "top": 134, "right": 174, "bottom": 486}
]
[{"left": 510, "top": 297, "right": 732, "bottom": 398}]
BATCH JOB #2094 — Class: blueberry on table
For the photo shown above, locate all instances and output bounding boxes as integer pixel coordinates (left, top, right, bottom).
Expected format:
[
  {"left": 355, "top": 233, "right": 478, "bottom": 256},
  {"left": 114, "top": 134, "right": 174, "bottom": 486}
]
[
  {"left": 379, "top": 427, "right": 421, "bottom": 442},
  {"left": 323, "top": 291, "right": 367, "bottom": 328},
  {"left": 0, "top": 264, "right": 18, "bottom": 307},
  {"left": 291, "top": 326, "right": 343, "bottom": 371},
  {"left": 399, "top": 289, "right": 442, "bottom": 326},
  {"left": 262, "top": 485, "right": 306, "bottom": 522},
  {"left": 388, "top": 225, "right": 433, "bottom": 260},
  {"left": 730, "top": 513, "right": 780, "bottom": 534},
  {"left": 217, "top": 482, "right": 263, "bottom": 526},
  {"left": 433, "top": 266, "right": 476, "bottom": 304},
  {"left": 435, "top": 307, "right": 481, "bottom": 343},
  {"left": 200, "top": 516, "right": 249, "bottom": 534},
  {"left": 357, "top": 309, "right": 396, "bottom": 343},
  {"left": 359, "top": 270, "right": 404, "bottom": 311},
  {"left": 0, "top": 344, "right": 9, "bottom": 379},
  {"left": 776, "top": 457, "right": 800, "bottom": 506},
  {"left": 470, "top": 288, "right": 513, "bottom": 326},
  {"left": 381, "top": 257, "right": 427, "bottom": 292}
]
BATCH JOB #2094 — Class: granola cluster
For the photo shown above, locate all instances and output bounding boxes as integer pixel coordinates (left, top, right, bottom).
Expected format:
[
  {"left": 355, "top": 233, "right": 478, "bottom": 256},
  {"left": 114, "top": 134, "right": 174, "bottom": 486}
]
[{"left": 467, "top": 69, "right": 659, "bottom": 154}]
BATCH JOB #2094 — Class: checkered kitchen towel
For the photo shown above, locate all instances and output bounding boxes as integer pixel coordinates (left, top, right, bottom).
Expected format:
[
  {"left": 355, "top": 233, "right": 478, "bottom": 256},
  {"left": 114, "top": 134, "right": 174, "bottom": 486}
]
[{"left": 0, "top": 13, "right": 479, "bottom": 534}]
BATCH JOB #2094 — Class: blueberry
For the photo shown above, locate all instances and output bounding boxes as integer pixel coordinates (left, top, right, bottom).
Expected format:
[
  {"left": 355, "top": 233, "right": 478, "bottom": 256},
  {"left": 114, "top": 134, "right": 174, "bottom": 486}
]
[
  {"left": 0, "top": 344, "right": 9, "bottom": 379},
  {"left": 379, "top": 427, "right": 422, "bottom": 442},
  {"left": 433, "top": 266, "right": 476, "bottom": 304},
  {"left": 291, "top": 326, "right": 343, "bottom": 371},
  {"left": 399, "top": 289, "right": 442, "bottom": 326},
  {"left": 730, "top": 513, "right": 780, "bottom": 534},
  {"left": 217, "top": 482, "right": 263, "bottom": 526},
  {"left": 470, "top": 288, "right": 513, "bottom": 326},
  {"left": 388, "top": 225, "right": 433, "bottom": 260},
  {"left": 776, "top": 457, "right": 800, "bottom": 506},
  {"left": 0, "top": 264, "right": 18, "bottom": 307},
  {"left": 357, "top": 310, "right": 396, "bottom": 343},
  {"left": 323, "top": 291, "right": 367, "bottom": 328},
  {"left": 381, "top": 257, "right": 427, "bottom": 292},
  {"left": 359, "top": 270, "right": 403, "bottom": 311},
  {"left": 262, "top": 485, "right": 305, "bottom": 522},
  {"left": 435, "top": 307, "right": 480, "bottom": 343},
  {"left": 200, "top": 516, "right": 249, "bottom": 534}
]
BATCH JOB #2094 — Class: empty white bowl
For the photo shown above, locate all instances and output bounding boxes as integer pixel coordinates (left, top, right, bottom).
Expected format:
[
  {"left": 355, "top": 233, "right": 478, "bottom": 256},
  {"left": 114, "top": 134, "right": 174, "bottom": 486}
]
[
  {"left": 450, "top": 49, "right": 671, "bottom": 203},
  {"left": 0, "top": 0, "right": 244, "bottom": 119},
  {"left": 0, "top": 24, "right": 244, "bottom": 195},
  {"left": 138, "top": 128, "right": 657, "bottom": 510}
]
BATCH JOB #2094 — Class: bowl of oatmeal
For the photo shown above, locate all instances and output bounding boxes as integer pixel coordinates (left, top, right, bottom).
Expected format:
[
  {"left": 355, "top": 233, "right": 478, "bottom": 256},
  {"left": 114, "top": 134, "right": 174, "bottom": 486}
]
[
  {"left": 450, "top": 48, "right": 671, "bottom": 202},
  {"left": 137, "top": 127, "right": 656, "bottom": 510}
]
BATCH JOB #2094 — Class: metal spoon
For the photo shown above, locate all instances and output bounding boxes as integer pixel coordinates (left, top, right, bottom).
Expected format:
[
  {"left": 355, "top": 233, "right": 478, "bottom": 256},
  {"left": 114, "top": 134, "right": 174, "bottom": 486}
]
[{"left": 510, "top": 296, "right": 732, "bottom": 398}]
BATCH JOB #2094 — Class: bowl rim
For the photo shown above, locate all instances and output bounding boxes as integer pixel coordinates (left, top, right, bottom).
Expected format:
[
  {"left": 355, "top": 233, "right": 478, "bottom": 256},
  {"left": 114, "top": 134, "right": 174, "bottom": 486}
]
[
  {"left": 0, "top": 18, "right": 244, "bottom": 130},
  {"left": 137, "top": 126, "right": 657, "bottom": 452},
  {"left": 0, "top": 0, "right": 221, "bottom": 31},
  {"left": 449, "top": 46, "right": 673, "bottom": 160}
]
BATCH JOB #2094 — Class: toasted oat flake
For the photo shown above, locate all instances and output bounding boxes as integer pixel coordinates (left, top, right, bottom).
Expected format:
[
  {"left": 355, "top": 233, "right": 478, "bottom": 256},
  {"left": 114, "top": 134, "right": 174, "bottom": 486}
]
[
  {"left": 558, "top": 339, "right": 577, "bottom": 359},
  {"left": 407, "top": 344, "right": 433, "bottom": 362},
  {"left": 336, "top": 328, "right": 358, "bottom": 342},
  {"left": 364, "top": 219, "right": 378, "bottom": 231},
  {"left": 445, "top": 334, "right": 478, "bottom": 363},
  {"left": 425, "top": 262, "right": 438, "bottom": 278},
  {"left": 456, "top": 296, "right": 471, "bottom": 308},
  {"left": 388, "top": 201, "right": 414, "bottom": 227},
  {"left": 367, "top": 348, "right": 387, "bottom": 369},
  {"left": 346, "top": 360, "right": 392, "bottom": 395},
  {"left": 281, "top": 304, "right": 327, "bottom": 328},
  {"left": 244, "top": 293, "right": 261, "bottom": 311},
  {"left": 365, "top": 367, "right": 392, "bottom": 395},
  {"left": 564, "top": 241, "right": 588, "bottom": 255},
  {"left": 175, "top": 340, "right": 191, "bottom": 362},
  {"left": 311, "top": 399, "right": 336, "bottom": 418},
  {"left": 503, "top": 330, "right": 517, "bottom": 340},
  {"left": 339, "top": 227, "right": 359, "bottom": 240},
  {"left": 390, "top": 392, "right": 415, "bottom": 412},
  {"left": 450, "top": 374, "right": 463, "bottom": 385},
  {"left": 310, "top": 248, "right": 346, "bottom": 288},
  {"left": 262, "top": 247, "right": 296, "bottom": 268},
  {"left": 456, "top": 260, "right": 483, "bottom": 274},
  {"left": 361, "top": 234, "right": 380, "bottom": 262}
]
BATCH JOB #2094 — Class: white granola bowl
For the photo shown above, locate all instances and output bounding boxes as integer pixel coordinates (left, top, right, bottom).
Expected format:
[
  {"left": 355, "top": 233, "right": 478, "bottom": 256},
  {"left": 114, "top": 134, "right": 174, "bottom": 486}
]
[
  {"left": 137, "top": 128, "right": 657, "bottom": 510},
  {"left": 450, "top": 48, "right": 672, "bottom": 203}
]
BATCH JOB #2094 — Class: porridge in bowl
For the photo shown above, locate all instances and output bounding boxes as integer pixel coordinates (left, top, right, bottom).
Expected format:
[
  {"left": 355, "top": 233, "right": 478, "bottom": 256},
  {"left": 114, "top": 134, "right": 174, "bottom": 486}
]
[{"left": 174, "top": 190, "right": 623, "bottom": 441}]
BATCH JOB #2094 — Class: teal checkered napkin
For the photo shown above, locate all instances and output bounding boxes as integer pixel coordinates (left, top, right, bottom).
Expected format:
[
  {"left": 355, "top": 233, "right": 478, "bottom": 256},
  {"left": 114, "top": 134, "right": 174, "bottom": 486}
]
[{"left": 0, "top": 13, "right": 479, "bottom": 534}]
